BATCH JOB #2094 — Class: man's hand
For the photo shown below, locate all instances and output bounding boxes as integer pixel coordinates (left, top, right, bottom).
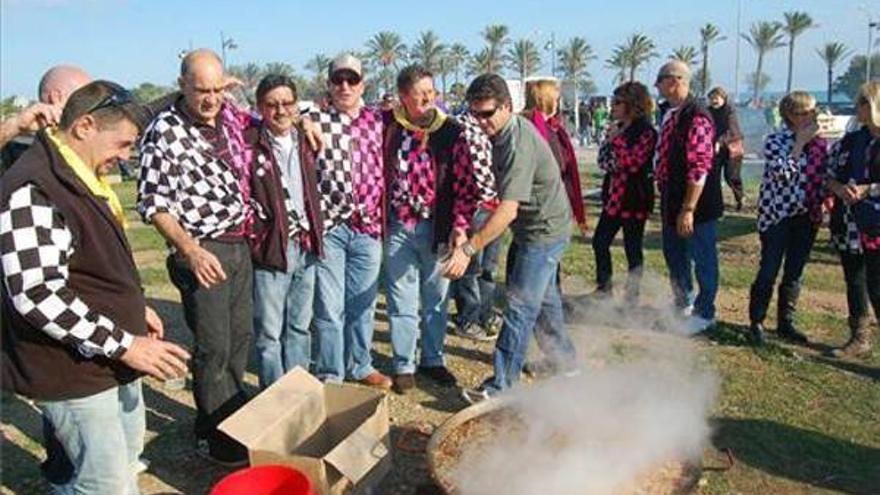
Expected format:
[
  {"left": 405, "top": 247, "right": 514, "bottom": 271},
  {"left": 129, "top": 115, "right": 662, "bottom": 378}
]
[
  {"left": 119, "top": 336, "right": 190, "bottom": 381},
  {"left": 145, "top": 306, "right": 164, "bottom": 340},
  {"left": 182, "top": 244, "right": 227, "bottom": 289},
  {"left": 676, "top": 210, "right": 695, "bottom": 238},
  {"left": 301, "top": 118, "right": 324, "bottom": 152},
  {"left": 16, "top": 102, "right": 63, "bottom": 133},
  {"left": 442, "top": 247, "right": 471, "bottom": 280},
  {"left": 577, "top": 221, "right": 589, "bottom": 237}
]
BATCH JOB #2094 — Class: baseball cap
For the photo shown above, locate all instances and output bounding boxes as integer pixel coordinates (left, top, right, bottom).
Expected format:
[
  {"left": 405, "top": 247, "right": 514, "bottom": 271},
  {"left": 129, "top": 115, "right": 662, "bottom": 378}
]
[{"left": 329, "top": 54, "right": 363, "bottom": 78}]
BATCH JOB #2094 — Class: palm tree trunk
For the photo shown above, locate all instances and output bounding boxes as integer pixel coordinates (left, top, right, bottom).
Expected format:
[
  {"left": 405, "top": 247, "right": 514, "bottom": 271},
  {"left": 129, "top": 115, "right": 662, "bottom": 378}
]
[
  {"left": 701, "top": 48, "right": 709, "bottom": 96},
  {"left": 754, "top": 54, "right": 763, "bottom": 105},
  {"left": 826, "top": 67, "right": 833, "bottom": 105},
  {"left": 786, "top": 40, "right": 795, "bottom": 93},
  {"left": 628, "top": 65, "right": 635, "bottom": 82}
]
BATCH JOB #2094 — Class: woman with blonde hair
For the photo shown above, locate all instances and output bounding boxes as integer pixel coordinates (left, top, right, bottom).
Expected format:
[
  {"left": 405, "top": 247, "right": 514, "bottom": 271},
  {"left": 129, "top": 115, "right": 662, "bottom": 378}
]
[
  {"left": 748, "top": 91, "right": 829, "bottom": 345},
  {"left": 826, "top": 81, "right": 880, "bottom": 358},
  {"left": 592, "top": 81, "right": 657, "bottom": 301},
  {"left": 522, "top": 78, "right": 587, "bottom": 233}
]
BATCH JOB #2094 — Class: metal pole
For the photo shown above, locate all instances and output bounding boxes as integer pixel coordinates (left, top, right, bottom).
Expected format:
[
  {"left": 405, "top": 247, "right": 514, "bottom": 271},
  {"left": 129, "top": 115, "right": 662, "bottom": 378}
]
[
  {"left": 550, "top": 32, "right": 556, "bottom": 76},
  {"left": 869, "top": 22, "right": 877, "bottom": 83},
  {"left": 733, "top": 0, "right": 742, "bottom": 105},
  {"left": 220, "top": 31, "right": 227, "bottom": 69}
]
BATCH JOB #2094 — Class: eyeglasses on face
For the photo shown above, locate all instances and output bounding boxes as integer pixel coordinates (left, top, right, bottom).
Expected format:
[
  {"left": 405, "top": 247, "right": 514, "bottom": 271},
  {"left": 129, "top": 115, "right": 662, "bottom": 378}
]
[
  {"left": 264, "top": 100, "right": 297, "bottom": 111},
  {"left": 470, "top": 106, "right": 499, "bottom": 120},
  {"left": 330, "top": 72, "right": 362, "bottom": 87}
]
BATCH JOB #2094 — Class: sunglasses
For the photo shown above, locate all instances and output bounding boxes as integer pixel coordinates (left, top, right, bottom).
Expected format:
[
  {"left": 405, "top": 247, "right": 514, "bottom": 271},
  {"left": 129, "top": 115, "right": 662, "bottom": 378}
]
[
  {"left": 330, "top": 72, "right": 362, "bottom": 86},
  {"left": 264, "top": 100, "right": 297, "bottom": 111},
  {"left": 857, "top": 97, "right": 870, "bottom": 106},
  {"left": 86, "top": 82, "right": 135, "bottom": 114},
  {"left": 791, "top": 108, "right": 816, "bottom": 117},
  {"left": 470, "top": 106, "right": 499, "bottom": 120}
]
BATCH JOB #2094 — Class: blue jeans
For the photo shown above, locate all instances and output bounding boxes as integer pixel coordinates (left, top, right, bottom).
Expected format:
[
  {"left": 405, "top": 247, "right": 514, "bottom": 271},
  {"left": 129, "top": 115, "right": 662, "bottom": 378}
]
[
  {"left": 253, "top": 241, "right": 316, "bottom": 388},
  {"left": 661, "top": 220, "right": 719, "bottom": 320},
  {"left": 483, "top": 237, "right": 576, "bottom": 393},
  {"left": 39, "top": 380, "right": 144, "bottom": 495},
  {"left": 451, "top": 208, "right": 502, "bottom": 326},
  {"left": 313, "top": 223, "right": 382, "bottom": 382},
  {"left": 385, "top": 215, "right": 451, "bottom": 374}
]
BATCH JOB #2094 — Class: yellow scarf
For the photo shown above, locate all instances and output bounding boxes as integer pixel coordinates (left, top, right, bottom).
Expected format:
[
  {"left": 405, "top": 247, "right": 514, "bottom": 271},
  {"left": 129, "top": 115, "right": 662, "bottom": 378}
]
[
  {"left": 47, "top": 129, "right": 128, "bottom": 229},
  {"left": 392, "top": 105, "right": 447, "bottom": 150}
]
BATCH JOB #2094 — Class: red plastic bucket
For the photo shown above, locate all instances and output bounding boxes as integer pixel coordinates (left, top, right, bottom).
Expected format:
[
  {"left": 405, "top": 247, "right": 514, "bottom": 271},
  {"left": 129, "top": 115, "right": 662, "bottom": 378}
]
[{"left": 210, "top": 465, "right": 314, "bottom": 495}]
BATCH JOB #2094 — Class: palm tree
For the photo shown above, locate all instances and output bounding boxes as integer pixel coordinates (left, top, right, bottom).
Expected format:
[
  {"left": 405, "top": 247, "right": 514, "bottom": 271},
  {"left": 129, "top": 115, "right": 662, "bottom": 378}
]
[
  {"left": 468, "top": 48, "right": 493, "bottom": 77},
  {"left": 264, "top": 62, "right": 295, "bottom": 78},
  {"left": 446, "top": 43, "right": 470, "bottom": 85},
  {"left": 410, "top": 30, "right": 446, "bottom": 73},
  {"left": 614, "top": 33, "right": 658, "bottom": 82},
  {"left": 605, "top": 50, "right": 628, "bottom": 84},
  {"left": 365, "top": 31, "right": 407, "bottom": 93},
  {"left": 816, "top": 42, "right": 853, "bottom": 104},
  {"left": 507, "top": 39, "right": 541, "bottom": 81},
  {"left": 742, "top": 21, "right": 786, "bottom": 104},
  {"left": 481, "top": 24, "right": 510, "bottom": 73},
  {"left": 557, "top": 37, "right": 595, "bottom": 131},
  {"left": 305, "top": 53, "right": 331, "bottom": 92},
  {"left": 782, "top": 11, "right": 817, "bottom": 93},
  {"left": 670, "top": 46, "right": 698, "bottom": 67},
  {"left": 698, "top": 24, "right": 725, "bottom": 97}
]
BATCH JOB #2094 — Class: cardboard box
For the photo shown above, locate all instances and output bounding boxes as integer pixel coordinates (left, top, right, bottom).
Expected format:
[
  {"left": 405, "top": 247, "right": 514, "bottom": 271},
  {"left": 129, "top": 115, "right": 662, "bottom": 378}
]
[{"left": 219, "top": 367, "right": 391, "bottom": 495}]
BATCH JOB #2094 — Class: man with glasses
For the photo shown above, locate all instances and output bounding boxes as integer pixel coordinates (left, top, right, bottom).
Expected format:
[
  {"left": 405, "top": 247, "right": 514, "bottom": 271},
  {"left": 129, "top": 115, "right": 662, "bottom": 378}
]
[
  {"left": 137, "top": 49, "right": 254, "bottom": 466},
  {"left": 653, "top": 61, "right": 719, "bottom": 334},
  {"left": 1, "top": 80, "right": 190, "bottom": 494},
  {"left": 382, "top": 64, "right": 488, "bottom": 393},
  {"left": 247, "top": 74, "right": 323, "bottom": 388},
  {"left": 307, "top": 54, "right": 391, "bottom": 389},
  {"left": 444, "top": 74, "right": 577, "bottom": 402}
]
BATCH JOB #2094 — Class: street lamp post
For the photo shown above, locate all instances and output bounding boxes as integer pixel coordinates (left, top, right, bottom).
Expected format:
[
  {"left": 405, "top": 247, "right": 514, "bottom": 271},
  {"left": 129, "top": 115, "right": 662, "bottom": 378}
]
[
  {"left": 220, "top": 31, "right": 238, "bottom": 69},
  {"left": 868, "top": 21, "right": 878, "bottom": 83}
]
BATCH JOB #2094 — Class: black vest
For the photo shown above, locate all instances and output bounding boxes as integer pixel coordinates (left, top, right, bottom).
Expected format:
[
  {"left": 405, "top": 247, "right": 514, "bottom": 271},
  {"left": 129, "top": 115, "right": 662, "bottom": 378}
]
[
  {"left": 662, "top": 98, "right": 723, "bottom": 225},
  {"left": 384, "top": 116, "right": 463, "bottom": 251},
  {"left": 1, "top": 131, "right": 146, "bottom": 401}
]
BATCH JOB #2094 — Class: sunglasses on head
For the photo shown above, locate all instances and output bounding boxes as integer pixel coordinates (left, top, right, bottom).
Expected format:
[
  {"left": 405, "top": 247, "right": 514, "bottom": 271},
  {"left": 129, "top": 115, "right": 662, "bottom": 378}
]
[
  {"left": 470, "top": 106, "right": 499, "bottom": 120},
  {"left": 330, "top": 72, "right": 362, "bottom": 86},
  {"left": 86, "top": 81, "right": 135, "bottom": 115}
]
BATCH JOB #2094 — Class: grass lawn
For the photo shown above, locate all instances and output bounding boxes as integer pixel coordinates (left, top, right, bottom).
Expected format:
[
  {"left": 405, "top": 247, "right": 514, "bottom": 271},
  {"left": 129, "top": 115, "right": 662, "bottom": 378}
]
[{"left": 1, "top": 167, "right": 878, "bottom": 495}]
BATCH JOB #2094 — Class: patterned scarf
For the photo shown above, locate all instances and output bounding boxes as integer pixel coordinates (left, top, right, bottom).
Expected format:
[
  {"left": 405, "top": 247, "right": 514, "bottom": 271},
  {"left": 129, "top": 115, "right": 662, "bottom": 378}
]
[{"left": 392, "top": 105, "right": 447, "bottom": 149}]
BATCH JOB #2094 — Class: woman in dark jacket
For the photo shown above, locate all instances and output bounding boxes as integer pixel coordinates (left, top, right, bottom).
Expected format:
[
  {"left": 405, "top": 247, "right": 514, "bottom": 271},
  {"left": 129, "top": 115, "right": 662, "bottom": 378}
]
[
  {"left": 592, "top": 81, "right": 657, "bottom": 302},
  {"left": 707, "top": 87, "right": 745, "bottom": 210},
  {"left": 826, "top": 81, "right": 880, "bottom": 359}
]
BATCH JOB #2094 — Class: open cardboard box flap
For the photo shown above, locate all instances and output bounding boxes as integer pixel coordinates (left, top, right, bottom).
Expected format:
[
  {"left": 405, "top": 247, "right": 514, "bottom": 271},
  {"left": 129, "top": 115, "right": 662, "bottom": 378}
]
[{"left": 323, "top": 384, "right": 390, "bottom": 483}]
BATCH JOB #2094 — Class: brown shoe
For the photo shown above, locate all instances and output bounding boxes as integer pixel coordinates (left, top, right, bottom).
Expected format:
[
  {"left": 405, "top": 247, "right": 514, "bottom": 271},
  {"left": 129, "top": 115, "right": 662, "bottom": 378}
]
[
  {"left": 357, "top": 371, "right": 392, "bottom": 390},
  {"left": 392, "top": 373, "right": 415, "bottom": 394}
]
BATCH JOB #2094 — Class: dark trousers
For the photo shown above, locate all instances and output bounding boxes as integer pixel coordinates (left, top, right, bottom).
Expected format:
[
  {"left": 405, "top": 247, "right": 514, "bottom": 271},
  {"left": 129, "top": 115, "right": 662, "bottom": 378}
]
[
  {"left": 749, "top": 214, "right": 817, "bottom": 324},
  {"left": 840, "top": 250, "right": 880, "bottom": 325},
  {"left": 167, "top": 240, "right": 253, "bottom": 445},
  {"left": 591, "top": 212, "right": 646, "bottom": 293},
  {"left": 721, "top": 156, "right": 744, "bottom": 202}
]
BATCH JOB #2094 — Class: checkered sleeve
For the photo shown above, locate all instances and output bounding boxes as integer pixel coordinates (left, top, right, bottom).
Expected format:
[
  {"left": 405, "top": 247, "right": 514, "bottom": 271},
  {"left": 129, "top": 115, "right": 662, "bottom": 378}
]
[
  {"left": 0, "top": 184, "right": 134, "bottom": 359},
  {"left": 451, "top": 136, "right": 478, "bottom": 230},
  {"left": 137, "top": 137, "right": 179, "bottom": 223},
  {"left": 612, "top": 130, "right": 657, "bottom": 174},
  {"left": 597, "top": 139, "right": 616, "bottom": 173},
  {"left": 685, "top": 115, "right": 715, "bottom": 185}
]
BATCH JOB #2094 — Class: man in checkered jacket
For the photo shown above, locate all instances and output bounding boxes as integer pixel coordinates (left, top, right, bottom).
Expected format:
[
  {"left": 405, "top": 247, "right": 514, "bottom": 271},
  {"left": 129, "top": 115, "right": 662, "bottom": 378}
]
[
  {"left": 307, "top": 55, "right": 392, "bottom": 389},
  {"left": 136, "top": 49, "right": 254, "bottom": 466},
  {"left": 1, "top": 81, "right": 190, "bottom": 493},
  {"left": 653, "top": 61, "right": 719, "bottom": 335},
  {"left": 382, "top": 65, "right": 487, "bottom": 393}
]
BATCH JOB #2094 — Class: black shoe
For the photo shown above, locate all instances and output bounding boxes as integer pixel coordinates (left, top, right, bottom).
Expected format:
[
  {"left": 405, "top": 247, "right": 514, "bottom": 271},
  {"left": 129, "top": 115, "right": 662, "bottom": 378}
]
[
  {"left": 777, "top": 323, "right": 809, "bottom": 345},
  {"left": 749, "top": 322, "right": 765, "bottom": 346},
  {"left": 392, "top": 373, "right": 416, "bottom": 394},
  {"left": 195, "top": 437, "right": 249, "bottom": 468},
  {"left": 417, "top": 366, "right": 458, "bottom": 387}
]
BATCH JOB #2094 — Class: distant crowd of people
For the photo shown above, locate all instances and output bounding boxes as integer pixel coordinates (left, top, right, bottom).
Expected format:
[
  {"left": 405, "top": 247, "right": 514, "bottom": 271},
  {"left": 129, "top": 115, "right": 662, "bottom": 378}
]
[{"left": 1, "top": 48, "right": 878, "bottom": 494}]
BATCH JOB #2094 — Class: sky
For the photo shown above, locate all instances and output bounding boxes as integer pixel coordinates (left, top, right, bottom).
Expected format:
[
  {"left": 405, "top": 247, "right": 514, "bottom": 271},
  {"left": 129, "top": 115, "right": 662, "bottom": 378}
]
[{"left": 1, "top": 0, "right": 877, "bottom": 101}]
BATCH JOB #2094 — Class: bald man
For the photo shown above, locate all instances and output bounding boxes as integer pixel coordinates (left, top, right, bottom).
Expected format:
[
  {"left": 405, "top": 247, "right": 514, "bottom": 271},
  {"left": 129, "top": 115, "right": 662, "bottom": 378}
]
[
  {"left": 137, "top": 49, "right": 253, "bottom": 467},
  {"left": 0, "top": 65, "right": 91, "bottom": 172},
  {"left": 653, "top": 60, "right": 720, "bottom": 335}
]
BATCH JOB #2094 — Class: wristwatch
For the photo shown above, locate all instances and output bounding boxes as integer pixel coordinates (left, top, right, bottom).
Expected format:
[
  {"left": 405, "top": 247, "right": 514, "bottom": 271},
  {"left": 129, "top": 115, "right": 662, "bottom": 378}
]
[{"left": 462, "top": 240, "right": 478, "bottom": 257}]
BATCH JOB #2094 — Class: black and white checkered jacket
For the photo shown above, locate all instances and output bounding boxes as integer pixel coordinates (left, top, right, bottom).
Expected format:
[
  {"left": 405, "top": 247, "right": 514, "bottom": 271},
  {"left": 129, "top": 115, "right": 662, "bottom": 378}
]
[{"left": 137, "top": 104, "right": 247, "bottom": 240}]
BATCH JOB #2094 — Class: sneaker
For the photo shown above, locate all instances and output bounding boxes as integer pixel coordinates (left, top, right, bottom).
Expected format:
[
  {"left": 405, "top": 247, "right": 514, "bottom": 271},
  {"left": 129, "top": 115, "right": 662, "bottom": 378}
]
[
  {"left": 356, "top": 371, "right": 392, "bottom": 390},
  {"left": 417, "top": 366, "right": 458, "bottom": 387},
  {"left": 461, "top": 386, "right": 492, "bottom": 405},
  {"left": 681, "top": 304, "right": 695, "bottom": 317},
  {"left": 777, "top": 323, "right": 809, "bottom": 345},
  {"left": 392, "top": 373, "right": 416, "bottom": 394},
  {"left": 482, "top": 313, "right": 503, "bottom": 337},
  {"left": 195, "top": 438, "right": 249, "bottom": 468},
  {"left": 454, "top": 321, "right": 494, "bottom": 342},
  {"left": 682, "top": 315, "right": 715, "bottom": 336}
]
